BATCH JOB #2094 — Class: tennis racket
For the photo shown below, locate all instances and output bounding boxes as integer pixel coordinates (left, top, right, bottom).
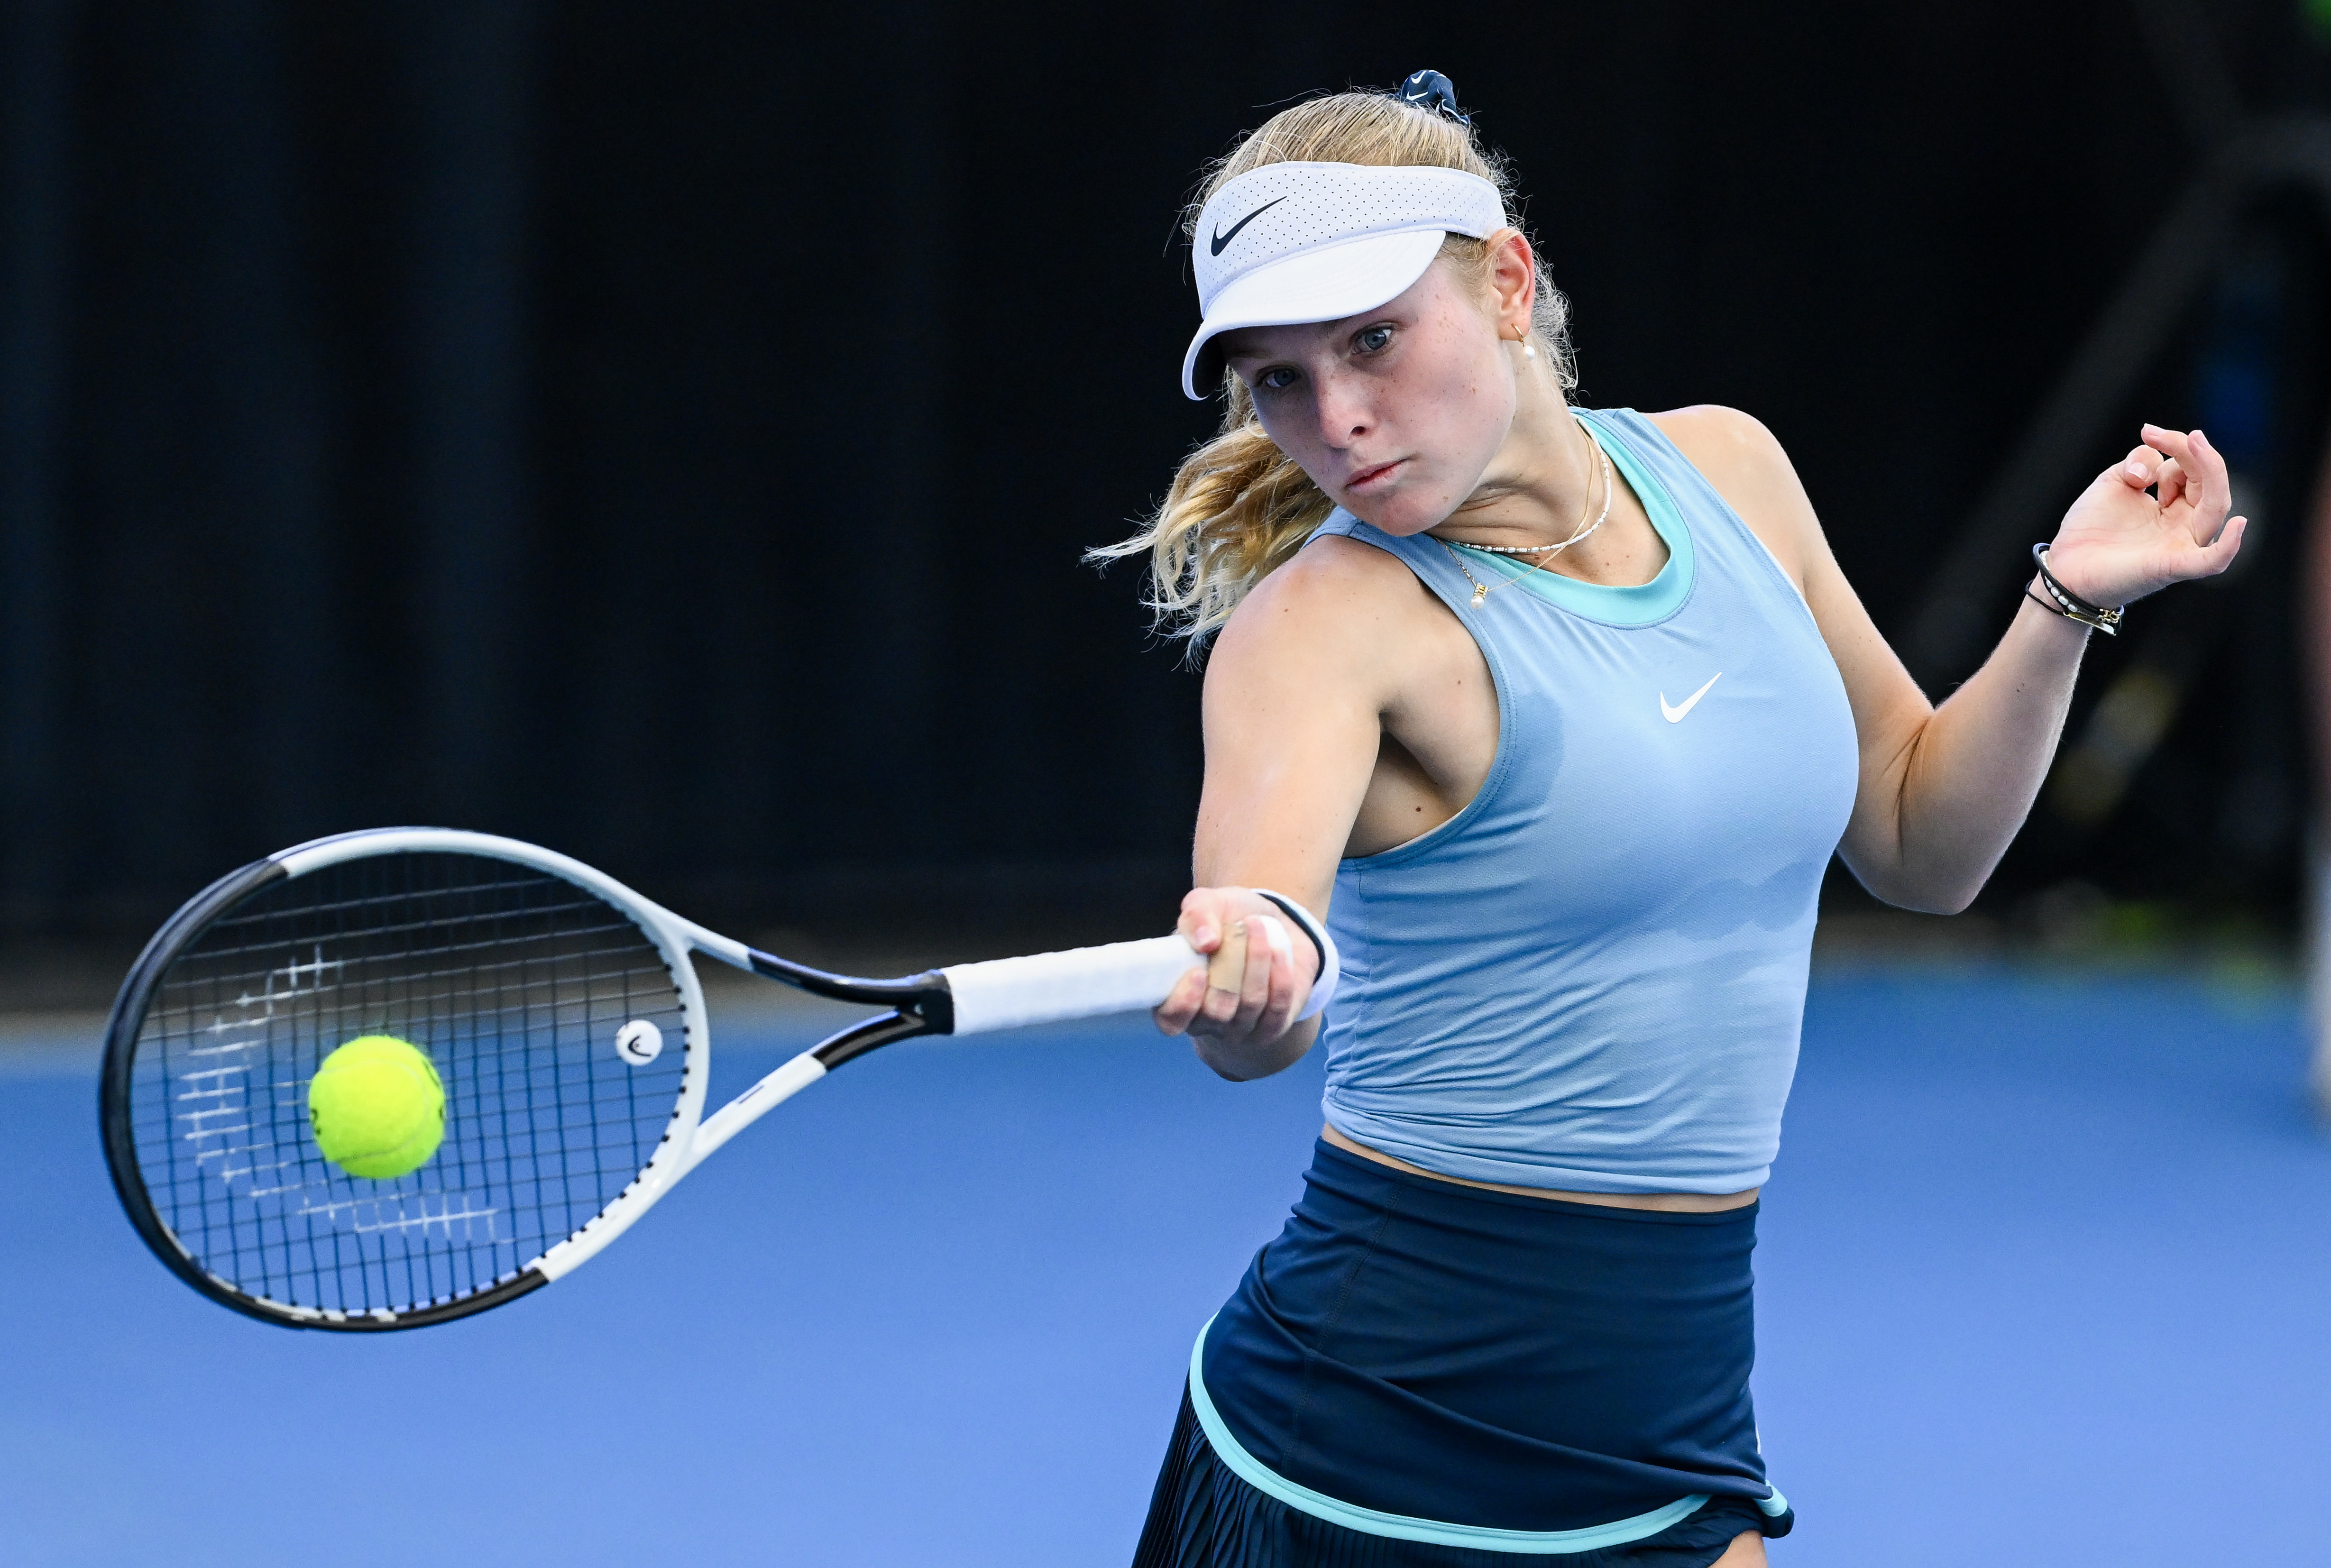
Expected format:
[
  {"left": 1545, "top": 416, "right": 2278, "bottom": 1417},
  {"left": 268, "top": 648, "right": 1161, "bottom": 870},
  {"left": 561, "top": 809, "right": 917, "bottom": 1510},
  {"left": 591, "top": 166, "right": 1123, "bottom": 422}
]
[{"left": 98, "top": 827, "right": 1230, "bottom": 1331}]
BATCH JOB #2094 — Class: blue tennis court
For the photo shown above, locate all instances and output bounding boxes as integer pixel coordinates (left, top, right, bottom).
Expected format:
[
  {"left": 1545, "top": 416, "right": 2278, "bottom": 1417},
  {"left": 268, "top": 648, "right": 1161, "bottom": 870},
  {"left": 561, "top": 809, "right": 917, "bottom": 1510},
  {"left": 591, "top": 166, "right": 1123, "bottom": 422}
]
[{"left": 1, "top": 967, "right": 2320, "bottom": 1567}]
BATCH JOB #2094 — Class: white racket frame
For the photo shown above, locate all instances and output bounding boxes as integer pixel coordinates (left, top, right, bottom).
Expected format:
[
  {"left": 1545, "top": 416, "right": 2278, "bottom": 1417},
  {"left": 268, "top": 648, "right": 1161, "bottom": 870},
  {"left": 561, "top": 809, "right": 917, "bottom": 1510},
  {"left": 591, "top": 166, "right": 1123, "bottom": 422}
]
[
  {"left": 265, "top": 827, "right": 1211, "bottom": 1292},
  {"left": 108, "top": 826, "right": 1353, "bottom": 1328}
]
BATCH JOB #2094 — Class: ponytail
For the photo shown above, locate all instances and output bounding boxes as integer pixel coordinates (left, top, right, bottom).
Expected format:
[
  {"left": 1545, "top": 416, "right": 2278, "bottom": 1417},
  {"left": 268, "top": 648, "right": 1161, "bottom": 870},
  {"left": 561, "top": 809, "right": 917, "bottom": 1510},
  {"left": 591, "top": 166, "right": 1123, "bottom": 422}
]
[{"left": 1086, "top": 373, "right": 1335, "bottom": 650}]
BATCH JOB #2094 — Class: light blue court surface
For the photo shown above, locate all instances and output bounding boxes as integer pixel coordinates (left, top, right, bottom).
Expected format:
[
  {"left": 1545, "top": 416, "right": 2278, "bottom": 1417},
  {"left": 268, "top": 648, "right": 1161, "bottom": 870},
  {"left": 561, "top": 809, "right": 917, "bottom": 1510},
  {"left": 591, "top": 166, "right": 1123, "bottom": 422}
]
[{"left": 2, "top": 971, "right": 2323, "bottom": 1567}]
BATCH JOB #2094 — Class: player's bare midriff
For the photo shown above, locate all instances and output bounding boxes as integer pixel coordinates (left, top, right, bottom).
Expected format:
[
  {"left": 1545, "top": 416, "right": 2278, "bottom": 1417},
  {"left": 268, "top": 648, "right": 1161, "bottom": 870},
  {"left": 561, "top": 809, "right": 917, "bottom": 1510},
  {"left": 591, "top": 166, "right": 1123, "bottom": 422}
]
[{"left": 1322, "top": 1123, "right": 1761, "bottom": 1211}]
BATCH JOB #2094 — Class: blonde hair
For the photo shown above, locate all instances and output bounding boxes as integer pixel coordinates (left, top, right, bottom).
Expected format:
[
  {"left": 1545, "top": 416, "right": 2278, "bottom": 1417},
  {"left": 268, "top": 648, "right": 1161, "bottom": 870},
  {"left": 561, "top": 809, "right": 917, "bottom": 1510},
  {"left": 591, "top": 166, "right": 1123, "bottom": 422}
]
[{"left": 1089, "top": 90, "right": 1575, "bottom": 651}]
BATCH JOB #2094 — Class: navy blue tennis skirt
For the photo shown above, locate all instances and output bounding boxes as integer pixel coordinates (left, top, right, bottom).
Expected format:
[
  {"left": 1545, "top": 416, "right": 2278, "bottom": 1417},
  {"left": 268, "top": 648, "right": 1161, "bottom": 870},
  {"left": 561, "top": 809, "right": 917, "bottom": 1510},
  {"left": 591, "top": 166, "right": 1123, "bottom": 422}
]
[{"left": 1133, "top": 1140, "right": 1793, "bottom": 1566}]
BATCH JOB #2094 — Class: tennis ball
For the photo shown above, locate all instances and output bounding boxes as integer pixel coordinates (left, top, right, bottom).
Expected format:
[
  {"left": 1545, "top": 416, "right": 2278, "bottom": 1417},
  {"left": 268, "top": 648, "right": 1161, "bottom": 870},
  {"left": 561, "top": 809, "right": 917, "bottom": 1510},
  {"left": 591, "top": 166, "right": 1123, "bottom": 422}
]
[{"left": 308, "top": 1035, "right": 445, "bottom": 1180}]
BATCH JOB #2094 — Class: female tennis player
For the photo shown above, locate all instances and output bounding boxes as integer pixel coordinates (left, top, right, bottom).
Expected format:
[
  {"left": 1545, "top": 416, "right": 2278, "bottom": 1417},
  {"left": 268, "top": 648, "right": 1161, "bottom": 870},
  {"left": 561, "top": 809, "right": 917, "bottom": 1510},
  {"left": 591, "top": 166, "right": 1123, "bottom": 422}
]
[{"left": 1101, "top": 73, "right": 2245, "bottom": 1568}]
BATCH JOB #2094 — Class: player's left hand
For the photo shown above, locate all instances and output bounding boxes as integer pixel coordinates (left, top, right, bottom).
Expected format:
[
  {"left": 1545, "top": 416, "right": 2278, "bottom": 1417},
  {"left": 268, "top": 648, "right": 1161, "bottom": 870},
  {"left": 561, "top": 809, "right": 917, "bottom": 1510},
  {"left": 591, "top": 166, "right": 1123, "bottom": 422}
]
[{"left": 2040, "top": 424, "right": 2247, "bottom": 608}]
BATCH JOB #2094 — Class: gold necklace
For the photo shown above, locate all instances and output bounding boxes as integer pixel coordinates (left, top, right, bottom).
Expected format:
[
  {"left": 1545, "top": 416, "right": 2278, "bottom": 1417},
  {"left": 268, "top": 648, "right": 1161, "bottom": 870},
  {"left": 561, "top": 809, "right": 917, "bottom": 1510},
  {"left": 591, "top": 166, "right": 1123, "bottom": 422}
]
[
  {"left": 1441, "top": 430, "right": 1614, "bottom": 607},
  {"left": 1445, "top": 537, "right": 1550, "bottom": 606}
]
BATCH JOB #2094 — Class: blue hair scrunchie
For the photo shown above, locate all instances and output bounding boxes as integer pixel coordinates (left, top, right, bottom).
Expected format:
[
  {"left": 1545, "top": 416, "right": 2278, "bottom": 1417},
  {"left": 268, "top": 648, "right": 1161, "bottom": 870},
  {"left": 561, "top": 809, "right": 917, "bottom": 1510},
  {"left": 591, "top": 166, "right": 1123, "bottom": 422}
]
[{"left": 1395, "top": 69, "right": 1470, "bottom": 126}]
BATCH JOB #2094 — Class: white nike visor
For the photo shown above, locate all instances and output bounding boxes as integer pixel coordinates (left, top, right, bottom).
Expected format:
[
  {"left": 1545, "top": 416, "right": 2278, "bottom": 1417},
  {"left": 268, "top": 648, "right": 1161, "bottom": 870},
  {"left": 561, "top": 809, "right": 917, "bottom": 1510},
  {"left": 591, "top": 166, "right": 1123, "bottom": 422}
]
[{"left": 1182, "top": 161, "right": 1509, "bottom": 399}]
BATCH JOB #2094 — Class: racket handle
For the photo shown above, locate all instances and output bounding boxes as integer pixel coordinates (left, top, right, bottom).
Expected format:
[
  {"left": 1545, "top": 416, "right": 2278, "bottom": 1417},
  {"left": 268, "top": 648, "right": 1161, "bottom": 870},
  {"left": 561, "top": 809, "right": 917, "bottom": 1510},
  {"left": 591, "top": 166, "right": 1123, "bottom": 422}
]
[{"left": 943, "top": 934, "right": 1203, "bottom": 1036}]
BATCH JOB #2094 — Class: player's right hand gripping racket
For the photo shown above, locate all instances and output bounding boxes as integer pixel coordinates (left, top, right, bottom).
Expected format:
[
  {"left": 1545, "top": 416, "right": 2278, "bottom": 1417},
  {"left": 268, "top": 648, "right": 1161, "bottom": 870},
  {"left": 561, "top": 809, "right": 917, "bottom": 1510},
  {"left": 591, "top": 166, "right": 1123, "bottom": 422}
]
[{"left": 98, "top": 828, "right": 1230, "bottom": 1331}]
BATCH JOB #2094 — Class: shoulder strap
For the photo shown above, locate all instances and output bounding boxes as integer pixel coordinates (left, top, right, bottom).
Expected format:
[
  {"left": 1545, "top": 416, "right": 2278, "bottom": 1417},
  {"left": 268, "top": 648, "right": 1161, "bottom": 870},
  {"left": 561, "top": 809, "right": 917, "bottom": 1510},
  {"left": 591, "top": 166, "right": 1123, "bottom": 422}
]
[{"left": 1305, "top": 508, "right": 1481, "bottom": 624}]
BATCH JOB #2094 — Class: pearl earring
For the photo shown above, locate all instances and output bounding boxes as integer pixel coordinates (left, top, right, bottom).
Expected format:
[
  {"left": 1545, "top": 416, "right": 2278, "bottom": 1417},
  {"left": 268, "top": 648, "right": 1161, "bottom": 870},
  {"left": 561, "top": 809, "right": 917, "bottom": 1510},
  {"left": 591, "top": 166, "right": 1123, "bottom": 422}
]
[{"left": 1523, "top": 343, "right": 1537, "bottom": 359}]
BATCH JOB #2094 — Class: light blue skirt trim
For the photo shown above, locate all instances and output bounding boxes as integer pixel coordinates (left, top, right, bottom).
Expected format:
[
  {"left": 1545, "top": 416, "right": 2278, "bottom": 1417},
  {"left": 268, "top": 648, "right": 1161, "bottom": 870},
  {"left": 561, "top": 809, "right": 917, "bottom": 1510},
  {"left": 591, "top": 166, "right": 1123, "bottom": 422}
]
[{"left": 1186, "top": 1317, "right": 1725, "bottom": 1555}]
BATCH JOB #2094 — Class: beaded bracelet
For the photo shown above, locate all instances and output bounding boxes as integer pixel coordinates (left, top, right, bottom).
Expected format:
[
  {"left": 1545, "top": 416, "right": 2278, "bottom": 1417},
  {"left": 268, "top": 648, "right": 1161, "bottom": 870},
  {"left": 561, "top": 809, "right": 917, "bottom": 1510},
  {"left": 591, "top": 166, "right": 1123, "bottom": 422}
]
[{"left": 2028, "top": 543, "right": 2124, "bottom": 635}]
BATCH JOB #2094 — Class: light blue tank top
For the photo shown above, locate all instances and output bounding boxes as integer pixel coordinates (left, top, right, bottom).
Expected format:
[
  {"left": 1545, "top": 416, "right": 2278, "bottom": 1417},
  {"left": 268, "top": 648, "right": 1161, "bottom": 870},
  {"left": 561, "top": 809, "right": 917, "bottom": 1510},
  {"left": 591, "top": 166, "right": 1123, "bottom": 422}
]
[{"left": 1311, "top": 407, "right": 1858, "bottom": 1195}]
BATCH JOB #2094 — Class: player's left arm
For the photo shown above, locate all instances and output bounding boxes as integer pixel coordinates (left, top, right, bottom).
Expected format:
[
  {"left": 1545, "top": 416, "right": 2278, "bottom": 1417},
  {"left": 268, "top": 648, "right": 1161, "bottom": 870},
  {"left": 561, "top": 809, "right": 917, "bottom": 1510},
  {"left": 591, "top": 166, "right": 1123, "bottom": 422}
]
[{"left": 1655, "top": 405, "right": 2244, "bottom": 915}]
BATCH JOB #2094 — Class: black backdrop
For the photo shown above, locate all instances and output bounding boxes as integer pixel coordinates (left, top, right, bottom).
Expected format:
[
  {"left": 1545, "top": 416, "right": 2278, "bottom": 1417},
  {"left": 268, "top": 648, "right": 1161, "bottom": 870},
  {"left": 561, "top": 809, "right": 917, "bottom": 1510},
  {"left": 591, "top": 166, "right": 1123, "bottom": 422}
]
[{"left": 3, "top": 0, "right": 2327, "bottom": 939}]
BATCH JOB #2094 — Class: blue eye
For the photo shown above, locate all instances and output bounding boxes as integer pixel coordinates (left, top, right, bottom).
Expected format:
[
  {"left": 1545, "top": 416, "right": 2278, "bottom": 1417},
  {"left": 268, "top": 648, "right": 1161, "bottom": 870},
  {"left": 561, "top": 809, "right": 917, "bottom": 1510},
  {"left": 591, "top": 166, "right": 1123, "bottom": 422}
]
[
  {"left": 1257, "top": 367, "right": 1300, "bottom": 392},
  {"left": 1355, "top": 325, "right": 1394, "bottom": 354}
]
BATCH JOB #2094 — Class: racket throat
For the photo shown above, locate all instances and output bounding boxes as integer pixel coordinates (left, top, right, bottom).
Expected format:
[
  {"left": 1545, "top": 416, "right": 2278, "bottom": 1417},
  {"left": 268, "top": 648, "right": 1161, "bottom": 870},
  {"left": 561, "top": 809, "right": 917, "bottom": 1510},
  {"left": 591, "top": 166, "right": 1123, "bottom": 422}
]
[
  {"left": 745, "top": 950, "right": 956, "bottom": 1034},
  {"left": 809, "top": 1009, "right": 936, "bottom": 1070},
  {"left": 674, "top": 1009, "right": 931, "bottom": 1182}
]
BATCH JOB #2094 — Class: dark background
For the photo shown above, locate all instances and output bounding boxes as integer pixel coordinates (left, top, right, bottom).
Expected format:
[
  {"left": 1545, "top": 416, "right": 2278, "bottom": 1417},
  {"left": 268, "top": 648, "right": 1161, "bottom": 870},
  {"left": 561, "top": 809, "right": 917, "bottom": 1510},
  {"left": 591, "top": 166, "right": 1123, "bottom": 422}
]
[{"left": 4, "top": 0, "right": 2329, "bottom": 959}]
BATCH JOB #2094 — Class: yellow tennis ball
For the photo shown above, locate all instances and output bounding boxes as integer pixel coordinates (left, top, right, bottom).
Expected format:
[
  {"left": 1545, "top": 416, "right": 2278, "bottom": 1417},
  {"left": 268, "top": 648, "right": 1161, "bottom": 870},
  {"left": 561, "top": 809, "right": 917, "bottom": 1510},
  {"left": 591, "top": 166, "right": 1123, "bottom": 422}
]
[{"left": 308, "top": 1035, "right": 445, "bottom": 1180}]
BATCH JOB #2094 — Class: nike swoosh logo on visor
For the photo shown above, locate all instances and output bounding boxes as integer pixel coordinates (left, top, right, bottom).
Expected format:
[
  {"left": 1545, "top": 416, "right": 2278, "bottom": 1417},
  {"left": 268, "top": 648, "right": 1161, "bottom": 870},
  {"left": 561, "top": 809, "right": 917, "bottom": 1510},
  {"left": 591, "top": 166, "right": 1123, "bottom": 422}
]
[
  {"left": 1660, "top": 673, "right": 1722, "bottom": 723},
  {"left": 1211, "top": 196, "right": 1288, "bottom": 256}
]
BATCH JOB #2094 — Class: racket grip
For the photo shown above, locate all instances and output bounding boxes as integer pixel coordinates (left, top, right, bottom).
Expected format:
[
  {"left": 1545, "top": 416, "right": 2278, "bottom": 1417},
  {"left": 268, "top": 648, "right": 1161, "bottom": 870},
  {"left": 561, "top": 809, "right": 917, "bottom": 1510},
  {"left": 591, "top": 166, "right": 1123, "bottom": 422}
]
[{"left": 942, "top": 934, "right": 1203, "bottom": 1036}]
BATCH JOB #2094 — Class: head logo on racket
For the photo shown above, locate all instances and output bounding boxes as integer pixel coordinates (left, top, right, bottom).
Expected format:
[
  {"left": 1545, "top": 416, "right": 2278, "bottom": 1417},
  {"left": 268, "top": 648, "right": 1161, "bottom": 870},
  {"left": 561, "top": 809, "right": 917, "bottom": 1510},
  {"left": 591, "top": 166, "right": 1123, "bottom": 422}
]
[{"left": 614, "top": 1019, "right": 664, "bottom": 1066}]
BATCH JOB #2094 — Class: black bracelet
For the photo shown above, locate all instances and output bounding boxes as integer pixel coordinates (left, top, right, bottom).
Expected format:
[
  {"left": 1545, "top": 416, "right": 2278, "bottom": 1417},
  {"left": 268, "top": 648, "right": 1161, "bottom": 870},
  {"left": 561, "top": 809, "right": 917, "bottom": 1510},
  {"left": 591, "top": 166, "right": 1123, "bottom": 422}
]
[
  {"left": 2025, "top": 586, "right": 2063, "bottom": 618},
  {"left": 2029, "top": 544, "right": 2124, "bottom": 635},
  {"left": 1253, "top": 889, "right": 1327, "bottom": 979}
]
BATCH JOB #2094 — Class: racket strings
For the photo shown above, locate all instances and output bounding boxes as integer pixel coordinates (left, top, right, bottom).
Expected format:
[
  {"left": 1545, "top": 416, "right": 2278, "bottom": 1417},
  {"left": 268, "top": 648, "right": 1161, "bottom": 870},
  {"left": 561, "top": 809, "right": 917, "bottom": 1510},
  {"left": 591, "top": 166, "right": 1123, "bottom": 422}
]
[
  {"left": 153, "top": 945, "right": 673, "bottom": 1027},
  {"left": 156, "top": 895, "right": 641, "bottom": 967},
  {"left": 125, "top": 853, "right": 690, "bottom": 1320}
]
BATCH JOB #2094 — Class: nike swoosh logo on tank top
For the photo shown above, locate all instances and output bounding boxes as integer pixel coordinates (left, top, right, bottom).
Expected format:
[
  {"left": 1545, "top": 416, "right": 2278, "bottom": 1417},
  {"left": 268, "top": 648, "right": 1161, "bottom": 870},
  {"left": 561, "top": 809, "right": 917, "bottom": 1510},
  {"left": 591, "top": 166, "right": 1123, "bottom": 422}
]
[{"left": 1660, "top": 672, "right": 1722, "bottom": 723}]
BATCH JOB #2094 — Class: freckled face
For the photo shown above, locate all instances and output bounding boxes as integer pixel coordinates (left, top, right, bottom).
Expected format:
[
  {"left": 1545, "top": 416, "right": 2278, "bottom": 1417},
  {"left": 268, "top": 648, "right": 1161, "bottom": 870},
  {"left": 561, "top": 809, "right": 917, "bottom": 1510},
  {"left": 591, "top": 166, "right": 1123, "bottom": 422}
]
[{"left": 1219, "top": 260, "right": 1513, "bottom": 536}]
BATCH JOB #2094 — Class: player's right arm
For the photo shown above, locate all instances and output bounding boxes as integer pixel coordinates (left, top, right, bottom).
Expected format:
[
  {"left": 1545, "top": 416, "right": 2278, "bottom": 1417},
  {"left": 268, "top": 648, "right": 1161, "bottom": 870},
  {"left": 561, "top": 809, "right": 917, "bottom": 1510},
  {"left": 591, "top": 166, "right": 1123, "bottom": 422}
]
[{"left": 1153, "top": 535, "right": 1414, "bottom": 1081}]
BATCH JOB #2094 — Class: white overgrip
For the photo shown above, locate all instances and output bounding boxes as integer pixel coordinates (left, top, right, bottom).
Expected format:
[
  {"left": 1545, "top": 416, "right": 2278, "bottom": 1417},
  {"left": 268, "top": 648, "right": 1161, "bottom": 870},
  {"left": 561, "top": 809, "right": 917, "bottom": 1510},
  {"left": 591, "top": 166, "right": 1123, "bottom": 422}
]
[{"left": 943, "top": 935, "right": 1204, "bottom": 1036}]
